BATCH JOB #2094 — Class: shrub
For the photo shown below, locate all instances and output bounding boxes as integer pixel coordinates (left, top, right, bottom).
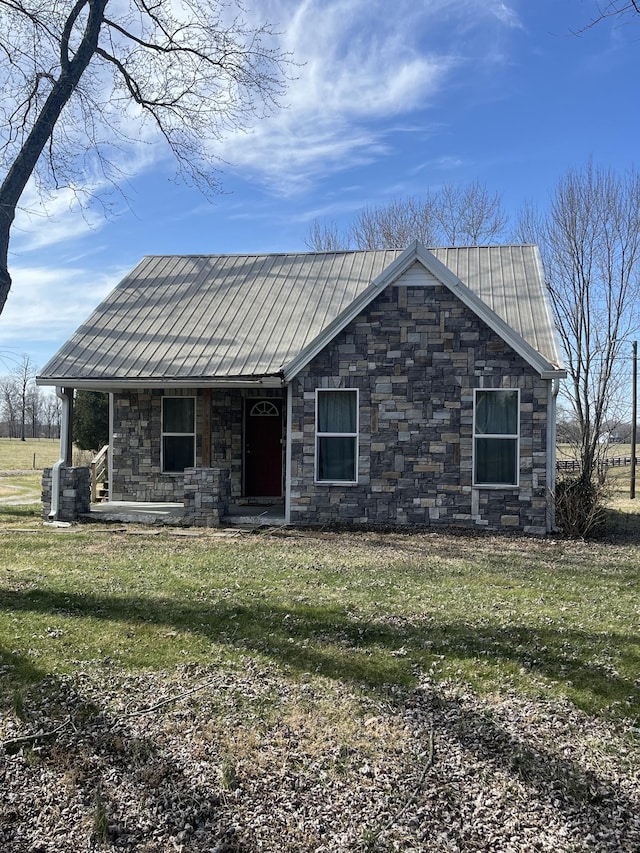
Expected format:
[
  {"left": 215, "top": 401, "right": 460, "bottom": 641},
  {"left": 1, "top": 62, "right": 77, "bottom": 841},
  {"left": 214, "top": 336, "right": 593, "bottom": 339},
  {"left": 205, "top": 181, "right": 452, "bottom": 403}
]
[{"left": 555, "top": 474, "right": 607, "bottom": 538}]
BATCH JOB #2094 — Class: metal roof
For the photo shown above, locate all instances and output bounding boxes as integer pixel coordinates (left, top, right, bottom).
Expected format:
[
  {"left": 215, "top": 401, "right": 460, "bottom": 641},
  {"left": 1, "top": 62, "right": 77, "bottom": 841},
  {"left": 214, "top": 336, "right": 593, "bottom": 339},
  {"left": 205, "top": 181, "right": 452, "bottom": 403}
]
[{"left": 37, "top": 244, "right": 564, "bottom": 386}]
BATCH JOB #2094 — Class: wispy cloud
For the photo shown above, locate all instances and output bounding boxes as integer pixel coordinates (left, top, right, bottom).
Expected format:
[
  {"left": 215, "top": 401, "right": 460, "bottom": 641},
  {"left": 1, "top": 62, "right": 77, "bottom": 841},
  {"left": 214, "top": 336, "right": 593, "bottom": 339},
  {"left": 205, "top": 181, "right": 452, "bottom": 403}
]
[
  {"left": 214, "top": 0, "right": 526, "bottom": 195},
  {"left": 0, "top": 263, "right": 122, "bottom": 364},
  {"left": 11, "top": 186, "right": 107, "bottom": 256},
  {"left": 491, "top": 3, "right": 524, "bottom": 29}
]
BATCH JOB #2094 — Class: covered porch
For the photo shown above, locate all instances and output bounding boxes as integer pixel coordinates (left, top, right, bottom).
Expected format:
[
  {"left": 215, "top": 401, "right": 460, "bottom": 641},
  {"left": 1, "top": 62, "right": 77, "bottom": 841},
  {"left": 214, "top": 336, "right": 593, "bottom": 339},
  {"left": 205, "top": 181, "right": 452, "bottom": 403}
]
[{"left": 42, "top": 384, "right": 290, "bottom": 527}]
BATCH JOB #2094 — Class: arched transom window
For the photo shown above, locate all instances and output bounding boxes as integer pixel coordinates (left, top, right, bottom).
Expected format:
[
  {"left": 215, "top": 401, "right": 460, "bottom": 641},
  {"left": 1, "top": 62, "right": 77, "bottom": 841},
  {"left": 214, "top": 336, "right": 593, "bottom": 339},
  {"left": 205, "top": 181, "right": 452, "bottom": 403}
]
[{"left": 249, "top": 401, "right": 280, "bottom": 417}]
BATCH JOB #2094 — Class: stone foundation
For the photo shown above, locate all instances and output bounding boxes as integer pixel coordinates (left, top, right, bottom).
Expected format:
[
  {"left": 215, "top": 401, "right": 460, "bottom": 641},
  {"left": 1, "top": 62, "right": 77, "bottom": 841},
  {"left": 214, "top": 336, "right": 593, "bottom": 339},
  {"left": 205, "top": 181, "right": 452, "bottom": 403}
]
[
  {"left": 183, "top": 467, "right": 231, "bottom": 526},
  {"left": 42, "top": 466, "right": 91, "bottom": 521}
]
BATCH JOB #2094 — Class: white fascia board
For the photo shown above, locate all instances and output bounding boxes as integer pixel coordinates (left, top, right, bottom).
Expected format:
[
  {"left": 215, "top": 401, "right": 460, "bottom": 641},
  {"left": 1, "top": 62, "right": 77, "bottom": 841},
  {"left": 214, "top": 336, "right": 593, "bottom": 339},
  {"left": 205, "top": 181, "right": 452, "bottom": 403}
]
[
  {"left": 284, "top": 241, "right": 565, "bottom": 381},
  {"left": 35, "top": 376, "right": 286, "bottom": 390}
]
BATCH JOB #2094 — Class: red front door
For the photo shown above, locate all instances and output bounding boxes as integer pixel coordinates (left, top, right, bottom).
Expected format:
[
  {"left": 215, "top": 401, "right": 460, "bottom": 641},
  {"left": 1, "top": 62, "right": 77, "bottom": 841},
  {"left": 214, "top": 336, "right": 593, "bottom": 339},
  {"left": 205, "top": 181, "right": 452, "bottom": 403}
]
[{"left": 244, "top": 399, "right": 283, "bottom": 496}]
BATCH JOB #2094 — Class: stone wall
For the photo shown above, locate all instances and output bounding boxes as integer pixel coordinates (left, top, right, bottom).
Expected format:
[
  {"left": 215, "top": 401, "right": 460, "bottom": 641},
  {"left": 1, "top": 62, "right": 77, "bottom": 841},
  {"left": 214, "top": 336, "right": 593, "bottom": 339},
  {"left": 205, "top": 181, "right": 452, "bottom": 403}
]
[
  {"left": 42, "top": 466, "right": 91, "bottom": 521},
  {"left": 111, "top": 390, "right": 205, "bottom": 502},
  {"left": 111, "top": 387, "right": 284, "bottom": 503},
  {"left": 106, "top": 281, "right": 552, "bottom": 532},
  {"left": 183, "top": 467, "right": 231, "bottom": 526},
  {"left": 288, "top": 282, "right": 551, "bottom": 534}
]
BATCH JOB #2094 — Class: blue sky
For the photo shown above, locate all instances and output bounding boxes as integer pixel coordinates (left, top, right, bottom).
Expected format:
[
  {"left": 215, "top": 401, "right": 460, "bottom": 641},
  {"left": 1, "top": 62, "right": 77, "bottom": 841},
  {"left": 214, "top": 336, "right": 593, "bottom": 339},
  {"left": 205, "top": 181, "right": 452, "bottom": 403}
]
[{"left": 0, "top": 0, "right": 638, "bottom": 375}]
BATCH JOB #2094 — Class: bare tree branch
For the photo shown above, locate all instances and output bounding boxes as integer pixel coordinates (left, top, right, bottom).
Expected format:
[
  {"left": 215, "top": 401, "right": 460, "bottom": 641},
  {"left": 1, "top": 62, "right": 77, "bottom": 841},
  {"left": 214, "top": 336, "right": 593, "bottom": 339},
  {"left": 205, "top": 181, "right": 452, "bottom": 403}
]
[
  {"left": 0, "top": 0, "right": 290, "bottom": 315},
  {"left": 574, "top": 0, "right": 640, "bottom": 32},
  {"left": 306, "top": 183, "right": 507, "bottom": 252}
]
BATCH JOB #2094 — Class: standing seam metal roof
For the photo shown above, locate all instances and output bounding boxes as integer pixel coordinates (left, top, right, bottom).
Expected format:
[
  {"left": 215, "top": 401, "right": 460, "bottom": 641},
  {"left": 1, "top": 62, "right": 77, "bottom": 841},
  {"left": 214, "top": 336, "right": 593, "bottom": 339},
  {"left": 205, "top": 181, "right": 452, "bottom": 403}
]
[{"left": 37, "top": 245, "right": 563, "bottom": 383}]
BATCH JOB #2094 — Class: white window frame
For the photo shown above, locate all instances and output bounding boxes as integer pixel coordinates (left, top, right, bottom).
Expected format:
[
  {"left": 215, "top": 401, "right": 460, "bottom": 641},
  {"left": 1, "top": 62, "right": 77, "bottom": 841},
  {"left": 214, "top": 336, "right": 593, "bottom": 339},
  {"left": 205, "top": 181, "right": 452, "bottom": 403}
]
[
  {"left": 472, "top": 388, "right": 520, "bottom": 488},
  {"left": 315, "top": 388, "right": 359, "bottom": 484},
  {"left": 161, "top": 395, "right": 196, "bottom": 473}
]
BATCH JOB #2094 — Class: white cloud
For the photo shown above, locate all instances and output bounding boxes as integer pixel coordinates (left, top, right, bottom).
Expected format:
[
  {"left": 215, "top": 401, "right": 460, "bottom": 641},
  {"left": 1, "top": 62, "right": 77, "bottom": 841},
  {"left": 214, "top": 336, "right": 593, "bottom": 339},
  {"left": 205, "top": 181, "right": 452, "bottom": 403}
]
[
  {"left": 209, "top": 0, "right": 457, "bottom": 193},
  {"left": 11, "top": 186, "right": 107, "bottom": 255},
  {"left": 491, "top": 3, "right": 524, "bottom": 29},
  {"left": 0, "top": 263, "right": 123, "bottom": 369},
  {"left": 214, "top": 0, "right": 525, "bottom": 195}
]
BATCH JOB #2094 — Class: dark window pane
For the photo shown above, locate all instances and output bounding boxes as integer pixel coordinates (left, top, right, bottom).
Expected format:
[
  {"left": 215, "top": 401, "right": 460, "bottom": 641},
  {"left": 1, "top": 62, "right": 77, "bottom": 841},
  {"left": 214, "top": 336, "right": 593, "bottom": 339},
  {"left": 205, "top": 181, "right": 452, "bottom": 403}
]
[
  {"left": 163, "top": 435, "right": 194, "bottom": 472},
  {"left": 163, "top": 397, "right": 194, "bottom": 433},
  {"left": 475, "top": 437, "right": 517, "bottom": 485},
  {"left": 318, "top": 391, "right": 356, "bottom": 433},
  {"left": 475, "top": 391, "right": 518, "bottom": 435},
  {"left": 317, "top": 436, "right": 356, "bottom": 481}
]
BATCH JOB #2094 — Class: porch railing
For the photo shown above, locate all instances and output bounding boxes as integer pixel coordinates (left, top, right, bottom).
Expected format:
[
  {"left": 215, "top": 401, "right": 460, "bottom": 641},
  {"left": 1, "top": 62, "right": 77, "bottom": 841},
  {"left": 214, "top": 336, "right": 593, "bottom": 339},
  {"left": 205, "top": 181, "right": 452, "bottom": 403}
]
[{"left": 90, "top": 444, "right": 109, "bottom": 503}]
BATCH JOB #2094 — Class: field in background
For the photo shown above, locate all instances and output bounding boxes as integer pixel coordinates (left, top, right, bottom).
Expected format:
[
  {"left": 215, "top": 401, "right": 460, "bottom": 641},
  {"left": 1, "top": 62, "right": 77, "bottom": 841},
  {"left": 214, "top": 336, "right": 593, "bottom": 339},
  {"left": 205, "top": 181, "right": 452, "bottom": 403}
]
[
  {"left": 0, "top": 437, "right": 61, "bottom": 471},
  {"left": 1, "top": 437, "right": 639, "bottom": 520},
  {"left": 0, "top": 439, "right": 94, "bottom": 503}
]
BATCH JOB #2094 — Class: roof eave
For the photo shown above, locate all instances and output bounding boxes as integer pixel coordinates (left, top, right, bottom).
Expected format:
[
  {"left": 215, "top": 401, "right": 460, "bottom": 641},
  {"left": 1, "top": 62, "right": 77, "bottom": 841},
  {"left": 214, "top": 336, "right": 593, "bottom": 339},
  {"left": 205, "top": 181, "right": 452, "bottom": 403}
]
[{"left": 35, "top": 374, "right": 286, "bottom": 390}]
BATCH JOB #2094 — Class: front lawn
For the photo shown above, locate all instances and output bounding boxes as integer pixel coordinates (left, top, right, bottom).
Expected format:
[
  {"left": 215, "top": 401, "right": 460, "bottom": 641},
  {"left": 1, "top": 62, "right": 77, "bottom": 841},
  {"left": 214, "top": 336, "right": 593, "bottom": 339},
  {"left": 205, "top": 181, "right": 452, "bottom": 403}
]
[
  {"left": 1, "top": 524, "right": 638, "bottom": 719},
  {"left": 1, "top": 521, "right": 639, "bottom": 852}
]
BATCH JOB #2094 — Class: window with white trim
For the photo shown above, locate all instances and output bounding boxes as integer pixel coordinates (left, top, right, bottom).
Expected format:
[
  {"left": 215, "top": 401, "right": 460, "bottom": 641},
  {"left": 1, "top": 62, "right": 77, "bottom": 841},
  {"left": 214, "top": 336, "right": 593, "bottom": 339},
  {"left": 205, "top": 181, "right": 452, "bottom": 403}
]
[
  {"left": 162, "top": 396, "right": 195, "bottom": 473},
  {"left": 315, "top": 389, "right": 358, "bottom": 483},
  {"left": 473, "top": 389, "right": 519, "bottom": 486}
]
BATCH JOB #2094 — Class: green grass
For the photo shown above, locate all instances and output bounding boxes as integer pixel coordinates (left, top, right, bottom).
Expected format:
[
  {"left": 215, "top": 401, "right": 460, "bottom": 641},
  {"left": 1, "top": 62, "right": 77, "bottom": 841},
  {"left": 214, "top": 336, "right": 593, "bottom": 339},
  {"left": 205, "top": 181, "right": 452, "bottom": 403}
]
[
  {"left": 0, "top": 437, "right": 61, "bottom": 470},
  {"left": 0, "top": 472, "right": 43, "bottom": 502},
  {"left": 0, "top": 438, "right": 93, "bottom": 506},
  {"left": 1, "top": 525, "right": 639, "bottom": 722}
]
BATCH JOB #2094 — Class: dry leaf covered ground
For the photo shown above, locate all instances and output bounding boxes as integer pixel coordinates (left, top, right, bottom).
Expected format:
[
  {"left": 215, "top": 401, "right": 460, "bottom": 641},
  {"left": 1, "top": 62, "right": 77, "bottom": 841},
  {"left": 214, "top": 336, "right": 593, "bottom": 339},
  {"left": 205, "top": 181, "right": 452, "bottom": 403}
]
[{"left": 1, "top": 661, "right": 639, "bottom": 852}]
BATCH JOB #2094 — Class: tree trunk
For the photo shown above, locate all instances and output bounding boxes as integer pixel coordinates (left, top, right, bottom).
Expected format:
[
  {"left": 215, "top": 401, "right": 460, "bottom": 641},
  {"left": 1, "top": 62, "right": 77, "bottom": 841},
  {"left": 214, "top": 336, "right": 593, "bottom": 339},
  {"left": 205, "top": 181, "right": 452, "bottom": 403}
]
[
  {"left": 0, "top": 0, "right": 108, "bottom": 316},
  {"left": 0, "top": 265, "right": 10, "bottom": 317}
]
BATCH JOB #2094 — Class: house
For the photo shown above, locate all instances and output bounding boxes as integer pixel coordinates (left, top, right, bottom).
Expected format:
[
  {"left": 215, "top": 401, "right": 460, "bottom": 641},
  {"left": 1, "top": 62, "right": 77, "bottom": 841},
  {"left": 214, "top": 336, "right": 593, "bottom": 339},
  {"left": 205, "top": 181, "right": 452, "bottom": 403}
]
[{"left": 37, "top": 241, "right": 566, "bottom": 533}]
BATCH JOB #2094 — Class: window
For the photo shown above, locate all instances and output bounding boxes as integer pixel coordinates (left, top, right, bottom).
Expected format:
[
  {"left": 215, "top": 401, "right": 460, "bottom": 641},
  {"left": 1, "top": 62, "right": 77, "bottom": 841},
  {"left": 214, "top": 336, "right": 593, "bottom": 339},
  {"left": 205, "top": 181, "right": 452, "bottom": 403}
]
[
  {"left": 473, "top": 389, "right": 519, "bottom": 486},
  {"left": 249, "top": 400, "right": 280, "bottom": 417},
  {"left": 315, "top": 389, "right": 358, "bottom": 483},
  {"left": 162, "top": 396, "right": 195, "bottom": 472}
]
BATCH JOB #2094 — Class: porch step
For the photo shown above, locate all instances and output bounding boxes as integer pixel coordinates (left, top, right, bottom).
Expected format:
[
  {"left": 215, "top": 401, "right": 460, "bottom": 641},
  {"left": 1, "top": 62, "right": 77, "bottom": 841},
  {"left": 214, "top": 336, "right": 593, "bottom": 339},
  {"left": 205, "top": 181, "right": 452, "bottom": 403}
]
[{"left": 95, "top": 483, "right": 109, "bottom": 502}]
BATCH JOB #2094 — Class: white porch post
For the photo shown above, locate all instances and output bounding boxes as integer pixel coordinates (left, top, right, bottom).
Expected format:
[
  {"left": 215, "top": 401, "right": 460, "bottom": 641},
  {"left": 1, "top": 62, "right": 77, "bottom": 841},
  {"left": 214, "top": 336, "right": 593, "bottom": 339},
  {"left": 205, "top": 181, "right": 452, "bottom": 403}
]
[
  {"left": 285, "top": 382, "right": 292, "bottom": 524},
  {"left": 546, "top": 378, "right": 560, "bottom": 532},
  {"left": 49, "top": 386, "right": 74, "bottom": 520}
]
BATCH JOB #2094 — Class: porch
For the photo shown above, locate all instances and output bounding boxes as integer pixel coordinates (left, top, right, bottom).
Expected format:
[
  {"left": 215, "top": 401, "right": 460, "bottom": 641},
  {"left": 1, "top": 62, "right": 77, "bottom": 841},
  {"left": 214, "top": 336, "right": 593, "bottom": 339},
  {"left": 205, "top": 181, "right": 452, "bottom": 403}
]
[{"left": 83, "top": 498, "right": 286, "bottom": 527}]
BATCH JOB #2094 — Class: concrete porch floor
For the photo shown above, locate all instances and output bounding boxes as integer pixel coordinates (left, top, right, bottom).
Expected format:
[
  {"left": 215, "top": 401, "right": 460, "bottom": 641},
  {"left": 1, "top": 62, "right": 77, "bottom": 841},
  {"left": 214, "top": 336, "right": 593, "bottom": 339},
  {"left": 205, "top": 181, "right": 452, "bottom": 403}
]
[{"left": 85, "top": 500, "right": 286, "bottom": 526}]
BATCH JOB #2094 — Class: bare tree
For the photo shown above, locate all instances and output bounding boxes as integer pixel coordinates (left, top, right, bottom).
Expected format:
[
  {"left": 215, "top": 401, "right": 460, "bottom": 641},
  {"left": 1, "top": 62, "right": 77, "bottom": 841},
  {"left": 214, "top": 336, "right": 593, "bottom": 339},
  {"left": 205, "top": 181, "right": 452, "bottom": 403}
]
[
  {"left": 578, "top": 1, "right": 640, "bottom": 30},
  {"left": 348, "top": 196, "right": 439, "bottom": 250},
  {"left": 0, "top": 0, "right": 289, "bottom": 315},
  {"left": 41, "top": 390, "right": 62, "bottom": 438},
  {"left": 519, "top": 163, "right": 640, "bottom": 486},
  {"left": 0, "top": 376, "right": 19, "bottom": 437},
  {"left": 434, "top": 181, "right": 507, "bottom": 246},
  {"left": 27, "top": 385, "right": 43, "bottom": 437},
  {"left": 306, "top": 183, "right": 507, "bottom": 252},
  {"left": 10, "top": 354, "right": 37, "bottom": 441},
  {"left": 305, "top": 219, "right": 350, "bottom": 252}
]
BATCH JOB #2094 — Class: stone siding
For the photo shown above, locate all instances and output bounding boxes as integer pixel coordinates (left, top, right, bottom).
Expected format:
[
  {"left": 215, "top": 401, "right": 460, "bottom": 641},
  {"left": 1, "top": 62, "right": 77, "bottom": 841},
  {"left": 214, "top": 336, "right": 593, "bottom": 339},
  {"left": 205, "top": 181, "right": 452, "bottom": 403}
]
[
  {"left": 111, "top": 388, "right": 284, "bottom": 503},
  {"left": 42, "top": 466, "right": 91, "bottom": 521},
  {"left": 107, "top": 283, "right": 551, "bottom": 532},
  {"left": 288, "top": 283, "right": 551, "bottom": 533},
  {"left": 183, "top": 467, "right": 231, "bottom": 526}
]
